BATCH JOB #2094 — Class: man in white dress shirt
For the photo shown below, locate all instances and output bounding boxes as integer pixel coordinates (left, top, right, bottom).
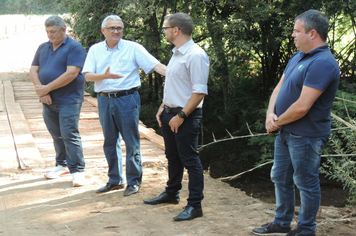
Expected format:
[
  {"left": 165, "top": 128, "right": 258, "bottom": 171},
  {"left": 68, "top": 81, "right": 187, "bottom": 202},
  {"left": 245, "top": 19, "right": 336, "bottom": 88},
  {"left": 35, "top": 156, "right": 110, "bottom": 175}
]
[
  {"left": 143, "top": 12, "right": 210, "bottom": 221},
  {"left": 82, "top": 15, "right": 166, "bottom": 196}
]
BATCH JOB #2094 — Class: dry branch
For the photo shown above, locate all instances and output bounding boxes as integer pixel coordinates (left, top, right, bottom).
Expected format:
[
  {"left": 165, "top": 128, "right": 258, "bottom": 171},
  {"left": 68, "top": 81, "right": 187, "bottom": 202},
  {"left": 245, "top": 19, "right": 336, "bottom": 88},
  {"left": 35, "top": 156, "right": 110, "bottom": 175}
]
[
  {"left": 219, "top": 160, "right": 274, "bottom": 182},
  {"left": 331, "top": 112, "right": 356, "bottom": 131}
]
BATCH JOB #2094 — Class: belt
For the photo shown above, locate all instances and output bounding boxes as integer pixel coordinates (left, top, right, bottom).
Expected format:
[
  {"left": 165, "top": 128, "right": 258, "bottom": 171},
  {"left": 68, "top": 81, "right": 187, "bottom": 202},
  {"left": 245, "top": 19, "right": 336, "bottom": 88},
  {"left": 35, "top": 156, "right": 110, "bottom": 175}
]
[
  {"left": 164, "top": 105, "right": 182, "bottom": 114},
  {"left": 99, "top": 87, "right": 138, "bottom": 98}
]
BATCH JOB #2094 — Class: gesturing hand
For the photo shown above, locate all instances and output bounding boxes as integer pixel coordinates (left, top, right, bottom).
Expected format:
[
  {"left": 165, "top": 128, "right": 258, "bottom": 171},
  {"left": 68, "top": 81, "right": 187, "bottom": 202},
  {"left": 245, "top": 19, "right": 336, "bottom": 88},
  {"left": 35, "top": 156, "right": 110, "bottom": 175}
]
[{"left": 105, "top": 66, "right": 124, "bottom": 79}]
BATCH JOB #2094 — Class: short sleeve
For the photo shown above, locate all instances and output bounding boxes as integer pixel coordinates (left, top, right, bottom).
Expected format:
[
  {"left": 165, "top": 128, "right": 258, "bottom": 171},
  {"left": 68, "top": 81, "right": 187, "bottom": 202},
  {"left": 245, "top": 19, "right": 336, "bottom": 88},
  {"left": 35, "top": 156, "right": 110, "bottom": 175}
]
[
  {"left": 82, "top": 46, "right": 96, "bottom": 74},
  {"left": 67, "top": 43, "right": 86, "bottom": 68},
  {"left": 134, "top": 44, "right": 159, "bottom": 74},
  {"left": 31, "top": 43, "right": 45, "bottom": 66},
  {"left": 189, "top": 52, "right": 209, "bottom": 95},
  {"left": 304, "top": 60, "right": 339, "bottom": 91}
]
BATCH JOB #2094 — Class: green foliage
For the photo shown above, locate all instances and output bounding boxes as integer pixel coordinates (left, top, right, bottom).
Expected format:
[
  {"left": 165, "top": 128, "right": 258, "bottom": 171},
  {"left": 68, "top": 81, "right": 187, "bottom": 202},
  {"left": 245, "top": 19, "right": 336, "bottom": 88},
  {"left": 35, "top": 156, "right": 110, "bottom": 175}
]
[
  {"left": 321, "top": 119, "right": 356, "bottom": 206},
  {"left": 0, "top": 0, "right": 62, "bottom": 14}
]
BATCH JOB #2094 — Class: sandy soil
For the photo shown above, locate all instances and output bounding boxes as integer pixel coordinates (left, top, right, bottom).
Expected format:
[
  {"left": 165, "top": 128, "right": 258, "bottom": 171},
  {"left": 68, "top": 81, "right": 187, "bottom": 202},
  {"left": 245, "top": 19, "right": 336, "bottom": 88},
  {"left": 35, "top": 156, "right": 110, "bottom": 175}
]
[{"left": 0, "top": 15, "right": 355, "bottom": 236}]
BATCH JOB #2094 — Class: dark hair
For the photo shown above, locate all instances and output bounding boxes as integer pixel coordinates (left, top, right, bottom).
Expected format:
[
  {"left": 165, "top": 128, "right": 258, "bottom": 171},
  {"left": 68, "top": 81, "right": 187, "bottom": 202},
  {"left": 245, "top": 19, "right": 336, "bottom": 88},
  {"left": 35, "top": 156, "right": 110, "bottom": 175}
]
[
  {"left": 295, "top": 9, "right": 329, "bottom": 42},
  {"left": 45, "top": 16, "right": 66, "bottom": 29},
  {"left": 165, "top": 12, "right": 194, "bottom": 35}
]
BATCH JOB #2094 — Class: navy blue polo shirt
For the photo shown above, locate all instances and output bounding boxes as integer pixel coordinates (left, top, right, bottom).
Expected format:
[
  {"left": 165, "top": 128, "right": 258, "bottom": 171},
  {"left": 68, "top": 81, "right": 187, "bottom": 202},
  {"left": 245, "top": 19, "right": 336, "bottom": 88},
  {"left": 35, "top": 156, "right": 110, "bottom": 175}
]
[
  {"left": 275, "top": 45, "right": 340, "bottom": 137},
  {"left": 32, "top": 35, "right": 86, "bottom": 104}
]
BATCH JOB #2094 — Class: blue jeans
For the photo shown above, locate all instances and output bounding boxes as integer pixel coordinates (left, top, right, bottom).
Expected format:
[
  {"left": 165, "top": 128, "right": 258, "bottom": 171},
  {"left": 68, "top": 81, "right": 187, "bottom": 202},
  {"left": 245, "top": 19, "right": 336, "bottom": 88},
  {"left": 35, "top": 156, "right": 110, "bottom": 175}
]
[
  {"left": 42, "top": 103, "right": 85, "bottom": 173},
  {"left": 161, "top": 109, "right": 204, "bottom": 209},
  {"left": 97, "top": 92, "right": 142, "bottom": 186},
  {"left": 271, "top": 129, "right": 328, "bottom": 234}
]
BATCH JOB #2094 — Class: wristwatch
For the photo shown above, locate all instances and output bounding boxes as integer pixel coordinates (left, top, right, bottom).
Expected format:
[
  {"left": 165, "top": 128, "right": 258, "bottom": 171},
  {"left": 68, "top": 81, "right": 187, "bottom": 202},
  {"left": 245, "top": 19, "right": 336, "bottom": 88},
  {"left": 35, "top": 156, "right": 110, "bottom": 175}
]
[{"left": 178, "top": 110, "right": 187, "bottom": 119}]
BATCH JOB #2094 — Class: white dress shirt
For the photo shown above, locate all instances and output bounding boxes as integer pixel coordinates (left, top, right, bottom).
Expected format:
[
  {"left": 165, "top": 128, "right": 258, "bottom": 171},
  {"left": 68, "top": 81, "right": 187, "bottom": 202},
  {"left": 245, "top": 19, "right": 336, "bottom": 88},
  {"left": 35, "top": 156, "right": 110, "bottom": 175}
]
[{"left": 163, "top": 39, "right": 209, "bottom": 108}]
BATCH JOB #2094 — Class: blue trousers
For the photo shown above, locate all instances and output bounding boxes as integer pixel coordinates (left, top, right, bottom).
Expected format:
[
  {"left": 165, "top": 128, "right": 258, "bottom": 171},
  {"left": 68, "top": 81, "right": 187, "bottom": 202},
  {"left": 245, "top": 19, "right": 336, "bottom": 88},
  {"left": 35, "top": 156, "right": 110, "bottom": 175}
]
[
  {"left": 97, "top": 92, "right": 142, "bottom": 186},
  {"left": 161, "top": 109, "right": 204, "bottom": 209},
  {"left": 271, "top": 129, "right": 328, "bottom": 234},
  {"left": 42, "top": 103, "right": 85, "bottom": 173}
]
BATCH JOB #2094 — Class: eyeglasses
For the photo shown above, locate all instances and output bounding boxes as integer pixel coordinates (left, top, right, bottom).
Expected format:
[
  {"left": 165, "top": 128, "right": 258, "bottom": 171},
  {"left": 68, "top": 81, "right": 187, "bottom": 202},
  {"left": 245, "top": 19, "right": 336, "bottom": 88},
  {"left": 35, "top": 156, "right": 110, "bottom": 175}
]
[
  {"left": 106, "top": 27, "right": 124, "bottom": 32},
  {"left": 162, "top": 26, "right": 176, "bottom": 33}
]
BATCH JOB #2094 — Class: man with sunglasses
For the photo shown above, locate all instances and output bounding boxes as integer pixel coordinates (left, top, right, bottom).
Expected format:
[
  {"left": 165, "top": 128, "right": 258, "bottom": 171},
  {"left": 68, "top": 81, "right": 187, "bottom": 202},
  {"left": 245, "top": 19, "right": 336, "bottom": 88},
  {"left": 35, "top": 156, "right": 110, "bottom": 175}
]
[
  {"left": 143, "top": 12, "right": 209, "bottom": 221},
  {"left": 83, "top": 15, "right": 166, "bottom": 197}
]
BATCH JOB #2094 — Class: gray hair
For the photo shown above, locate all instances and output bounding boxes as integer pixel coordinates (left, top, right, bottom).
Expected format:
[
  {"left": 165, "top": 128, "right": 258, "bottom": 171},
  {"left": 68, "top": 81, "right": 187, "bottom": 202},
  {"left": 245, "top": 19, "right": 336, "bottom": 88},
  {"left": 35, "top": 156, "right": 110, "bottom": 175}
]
[
  {"left": 45, "top": 16, "right": 66, "bottom": 29},
  {"left": 101, "top": 15, "right": 124, "bottom": 28},
  {"left": 295, "top": 9, "right": 329, "bottom": 42},
  {"left": 165, "top": 12, "right": 194, "bottom": 36}
]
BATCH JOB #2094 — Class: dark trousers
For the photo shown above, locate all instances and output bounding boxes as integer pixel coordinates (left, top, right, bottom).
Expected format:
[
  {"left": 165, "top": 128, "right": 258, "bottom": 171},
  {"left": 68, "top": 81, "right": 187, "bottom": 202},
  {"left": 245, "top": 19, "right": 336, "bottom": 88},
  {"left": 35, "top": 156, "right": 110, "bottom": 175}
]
[{"left": 161, "top": 109, "right": 204, "bottom": 209}]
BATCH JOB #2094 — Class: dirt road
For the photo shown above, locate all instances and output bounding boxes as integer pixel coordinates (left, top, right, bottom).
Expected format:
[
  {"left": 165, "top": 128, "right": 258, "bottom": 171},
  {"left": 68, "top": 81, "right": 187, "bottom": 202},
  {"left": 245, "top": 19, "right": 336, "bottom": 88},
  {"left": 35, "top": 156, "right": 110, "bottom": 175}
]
[{"left": 0, "top": 15, "right": 355, "bottom": 236}]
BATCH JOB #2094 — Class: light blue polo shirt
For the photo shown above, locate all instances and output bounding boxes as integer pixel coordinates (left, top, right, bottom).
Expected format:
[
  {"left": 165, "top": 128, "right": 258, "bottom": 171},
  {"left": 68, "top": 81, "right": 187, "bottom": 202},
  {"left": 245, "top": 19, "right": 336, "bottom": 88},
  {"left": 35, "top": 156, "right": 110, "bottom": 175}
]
[
  {"left": 275, "top": 45, "right": 340, "bottom": 137},
  {"left": 83, "top": 39, "right": 159, "bottom": 93}
]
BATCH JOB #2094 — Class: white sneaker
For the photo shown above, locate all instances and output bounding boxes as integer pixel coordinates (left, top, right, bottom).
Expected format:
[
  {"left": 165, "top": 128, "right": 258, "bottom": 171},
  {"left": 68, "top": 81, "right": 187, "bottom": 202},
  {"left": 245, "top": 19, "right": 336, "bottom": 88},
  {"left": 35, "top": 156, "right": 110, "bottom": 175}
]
[
  {"left": 44, "top": 165, "right": 69, "bottom": 179},
  {"left": 72, "top": 172, "right": 85, "bottom": 187}
]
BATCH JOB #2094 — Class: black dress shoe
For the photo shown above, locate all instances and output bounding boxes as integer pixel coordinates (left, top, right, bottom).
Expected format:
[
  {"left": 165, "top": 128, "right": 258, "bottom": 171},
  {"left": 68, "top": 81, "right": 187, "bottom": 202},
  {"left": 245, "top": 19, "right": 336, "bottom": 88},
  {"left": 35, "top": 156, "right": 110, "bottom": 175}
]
[
  {"left": 143, "top": 192, "right": 179, "bottom": 205},
  {"left": 124, "top": 185, "right": 140, "bottom": 196},
  {"left": 96, "top": 183, "right": 125, "bottom": 193},
  {"left": 173, "top": 206, "right": 203, "bottom": 221}
]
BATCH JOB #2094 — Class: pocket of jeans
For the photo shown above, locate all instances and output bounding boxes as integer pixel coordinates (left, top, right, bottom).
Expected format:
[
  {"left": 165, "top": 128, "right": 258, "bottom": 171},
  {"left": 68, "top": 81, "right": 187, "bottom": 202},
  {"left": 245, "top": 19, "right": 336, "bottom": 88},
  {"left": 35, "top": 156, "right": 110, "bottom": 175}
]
[
  {"left": 129, "top": 93, "right": 140, "bottom": 109},
  {"left": 289, "top": 132, "right": 303, "bottom": 138}
]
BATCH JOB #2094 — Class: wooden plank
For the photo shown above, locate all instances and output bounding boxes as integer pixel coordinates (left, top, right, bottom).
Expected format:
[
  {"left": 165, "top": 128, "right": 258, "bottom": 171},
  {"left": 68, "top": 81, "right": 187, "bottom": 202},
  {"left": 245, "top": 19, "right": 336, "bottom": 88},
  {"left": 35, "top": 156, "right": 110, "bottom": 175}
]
[
  {"left": 3, "top": 80, "right": 15, "bottom": 103},
  {"left": 139, "top": 125, "right": 165, "bottom": 150},
  {"left": 6, "top": 99, "right": 45, "bottom": 169},
  {"left": 0, "top": 110, "right": 19, "bottom": 171},
  {"left": 84, "top": 95, "right": 165, "bottom": 150},
  {"left": 0, "top": 80, "right": 4, "bottom": 112}
]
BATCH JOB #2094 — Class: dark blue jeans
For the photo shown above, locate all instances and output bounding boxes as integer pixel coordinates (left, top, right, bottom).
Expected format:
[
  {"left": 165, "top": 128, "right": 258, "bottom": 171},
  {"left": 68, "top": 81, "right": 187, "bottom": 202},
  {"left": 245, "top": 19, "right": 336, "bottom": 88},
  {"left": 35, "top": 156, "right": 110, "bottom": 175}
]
[
  {"left": 97, "top": 92, "right": 142, "bottom": 186},
  {"left": 161, "top": 109, "right": 204, "bottom": 209},
  {"left": 271, "top": 129, "right": 328, "bottom": 234},
  {"left": 42, "top": 103, "right": 85, "bottom": 173}
]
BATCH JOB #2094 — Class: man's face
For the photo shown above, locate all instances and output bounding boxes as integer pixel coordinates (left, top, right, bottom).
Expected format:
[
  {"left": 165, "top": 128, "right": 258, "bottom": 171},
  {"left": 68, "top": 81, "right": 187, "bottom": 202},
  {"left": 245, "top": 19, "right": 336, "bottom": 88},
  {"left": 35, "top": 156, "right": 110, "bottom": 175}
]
[
  {"left": 102, "top": 19, "right": 124, "bottom": 44},
  {"left": 163, "top": 21, "right": 175, "bottom": 43},
  {"left": 45, "top": 26, "right": 66, "bottom": 46},
  {"left": 292, "top": 19, "right": 311, "bottom": 53}
]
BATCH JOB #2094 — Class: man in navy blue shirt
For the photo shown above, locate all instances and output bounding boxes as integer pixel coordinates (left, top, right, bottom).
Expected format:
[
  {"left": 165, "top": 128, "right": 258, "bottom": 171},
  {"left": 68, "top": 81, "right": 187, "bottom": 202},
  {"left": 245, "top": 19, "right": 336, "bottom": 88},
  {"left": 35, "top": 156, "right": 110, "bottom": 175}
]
[
  {"left": 30, "top": 16, "right": 87, "bottom": 187},
  {"left": 253, "top": 10, "right": 339, "bottom": 236}
]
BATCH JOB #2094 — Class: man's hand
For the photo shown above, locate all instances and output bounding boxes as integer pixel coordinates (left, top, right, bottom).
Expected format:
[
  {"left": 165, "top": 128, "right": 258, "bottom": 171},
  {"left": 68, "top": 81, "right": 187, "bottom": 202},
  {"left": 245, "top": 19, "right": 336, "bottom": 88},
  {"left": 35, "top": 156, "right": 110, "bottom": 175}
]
[
  {"left": 35, "top": 84, "right": 50, "bottom": 98},
  {"left": 156, "top": 105, "right": 164, "bottom": 127},
  {"left": 40, "top": 94, "right": 52, "bottom": 105},
  {"left": 266, "top": 112, "right": 280, "bottom": 135},
  {"left": 105, "top": 66, "right": 123, "bottom": 79},
  {"left": 169, "top": 115, "right": 184, "bottom": 133}
]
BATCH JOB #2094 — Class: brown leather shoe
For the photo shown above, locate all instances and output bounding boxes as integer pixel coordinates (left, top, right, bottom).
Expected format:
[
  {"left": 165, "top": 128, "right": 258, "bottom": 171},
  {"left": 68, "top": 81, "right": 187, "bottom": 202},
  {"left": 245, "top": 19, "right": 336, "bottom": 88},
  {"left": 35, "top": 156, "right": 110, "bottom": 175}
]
[
  {"left": 96, "top": 183, "right": 125, "bottom": 193},
  {"left": 143, "top": 192, "right": 179, "bottom": 205}
]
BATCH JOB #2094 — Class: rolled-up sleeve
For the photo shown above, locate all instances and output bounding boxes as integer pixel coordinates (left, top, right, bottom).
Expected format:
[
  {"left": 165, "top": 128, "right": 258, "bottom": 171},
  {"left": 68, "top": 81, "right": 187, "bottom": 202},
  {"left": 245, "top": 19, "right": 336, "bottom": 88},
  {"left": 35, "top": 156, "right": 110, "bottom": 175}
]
[{"left": 189, "top": 53, "right": 209, "bottom": 95}]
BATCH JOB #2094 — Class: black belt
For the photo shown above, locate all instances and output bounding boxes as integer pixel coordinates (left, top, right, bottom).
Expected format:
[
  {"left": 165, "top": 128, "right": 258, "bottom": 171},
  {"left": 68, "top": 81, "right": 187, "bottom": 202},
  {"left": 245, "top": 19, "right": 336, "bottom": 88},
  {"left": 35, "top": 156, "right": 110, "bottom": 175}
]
[
  {"left": 99, "top": 87, "right": 138, "bottom": 98},
  {"left": 164, "top": 105, "right": 182, "bottom": 114}
]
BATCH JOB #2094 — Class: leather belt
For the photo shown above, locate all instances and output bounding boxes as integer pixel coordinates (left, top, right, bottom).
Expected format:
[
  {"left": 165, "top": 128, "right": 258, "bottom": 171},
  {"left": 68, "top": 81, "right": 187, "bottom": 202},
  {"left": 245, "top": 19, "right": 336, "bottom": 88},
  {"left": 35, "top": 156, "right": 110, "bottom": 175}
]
[
  {"left": 164, "top": 105, "right": 182, "bottom": 114},
  {"left": 99, "top": 87, "right": 138, "bottom": 98}
]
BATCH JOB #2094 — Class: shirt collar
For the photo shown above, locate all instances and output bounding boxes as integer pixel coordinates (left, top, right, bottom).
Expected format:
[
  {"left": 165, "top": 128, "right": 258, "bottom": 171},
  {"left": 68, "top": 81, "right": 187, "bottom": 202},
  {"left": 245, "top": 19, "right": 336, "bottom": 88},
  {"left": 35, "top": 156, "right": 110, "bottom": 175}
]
[
  {"left": 172, "top": 39, "right": 194, "bottom": 55},
  {"left": 47, "top": 35, "right": 69, "bottom": 49},
  {"left": 104, "top": 39, "right": 122, "bottom": 50},
  {"left": 300, "top": 44, "right": 329, "bottom": 58}
]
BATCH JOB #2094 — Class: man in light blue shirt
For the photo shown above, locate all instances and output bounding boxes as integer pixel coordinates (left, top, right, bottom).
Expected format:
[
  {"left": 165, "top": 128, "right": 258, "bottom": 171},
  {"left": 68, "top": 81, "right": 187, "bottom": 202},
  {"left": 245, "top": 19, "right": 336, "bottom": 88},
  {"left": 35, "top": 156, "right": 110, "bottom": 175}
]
[{"left": 83, "top": 15, "right": 166, "bottom": 196}]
